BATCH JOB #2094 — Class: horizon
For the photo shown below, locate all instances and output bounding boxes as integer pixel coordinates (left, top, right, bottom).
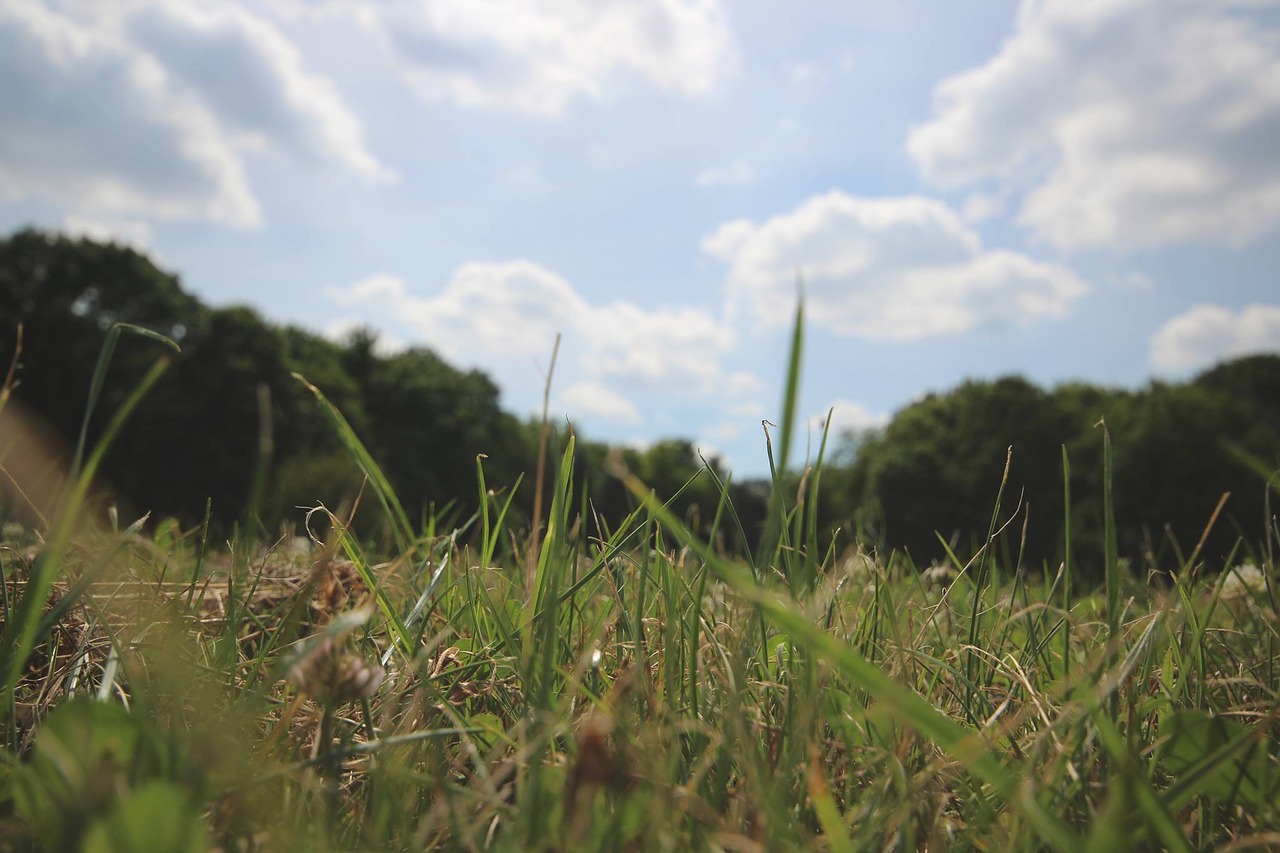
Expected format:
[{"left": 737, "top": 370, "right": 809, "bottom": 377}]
[{"left": 3, "top": 0, "right": 1279, "bottom": 476}]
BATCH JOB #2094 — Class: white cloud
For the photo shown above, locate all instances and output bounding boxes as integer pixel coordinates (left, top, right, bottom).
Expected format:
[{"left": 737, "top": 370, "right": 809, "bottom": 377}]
[
  {"left": 328, "top": 263, "right": 585, "bottom": 361},
  {"left": 0, "top": 1, "right": 258, "bottom": 226},
  {"left": 323, "top": 318, "right": 408, "bottom": 355},
  {"left": 812, "top": 399, "right": 890, "bottom": 437},
  {"left": 128, "top": 2, "right": 395, "bottom": 184},
  {"left": 961, "top": 191, "right": 1005, "bottom": 223},
  {"left": 561, "top": 381, "right": 641, "bottom": 425},
  {"left": 1150, "top": 303, "right": 1280, "bottom": 372},
  {"left": 61, "top": 215, "right": 153, "bottom": 252},
  {"left": 695, "top": 159, "right": 754, "bottom": 188},
  {"left": 908, "top": 0, "right": 1280, "bottom": 250},
  {"left": 0, "top": 0, "right": 389, "bottom": 228},
  {"left": 335, "top": 0, "right": 737, "bottom": 117},
  {"left": 702, "top": 190, "right": 1087, "bottom": 340},
  {"left": 328, "top": 260, "right": 754, "bottom": 426}
]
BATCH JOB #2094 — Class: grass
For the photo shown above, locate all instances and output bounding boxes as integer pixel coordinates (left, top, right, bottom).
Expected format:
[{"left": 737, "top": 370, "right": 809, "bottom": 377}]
[{"left": 1, "top": 308, "right": 1278, "bottom": 851}]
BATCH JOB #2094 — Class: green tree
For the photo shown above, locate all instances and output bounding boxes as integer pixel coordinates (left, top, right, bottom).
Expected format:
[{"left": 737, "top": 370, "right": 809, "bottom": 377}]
[
  {"left": 0, "top": 229, "right": 529, "bottom": 538},
  {"left": 1193, "top": 354, "right": 1280, "bottom": 445},
  {"left": 1106, "top": 379, "right": 1279, "bottom": 571},
  {"left": 845, "top": 376, "right": 1076, "bottom": 569},
  {"left": 353, "top": 346, "right": 525, "bottom": 529},
  {"left": 0, "top": 229, "right": 202, "bottom": 446},
  {"left": 832, "top": 363, "right": 1280, "bottom": 580}
]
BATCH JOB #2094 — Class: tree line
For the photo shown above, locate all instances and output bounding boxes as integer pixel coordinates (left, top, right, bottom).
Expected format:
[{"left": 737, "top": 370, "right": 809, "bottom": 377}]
[
  {"left": 822, "top": 364, "right": 1280, "bottom": 579},
  {"left": 0, "top": 229, "right": 737, "bottom": 548},
  {"left": 2, "top": 229, "right": 1277, "bottom": 580}
]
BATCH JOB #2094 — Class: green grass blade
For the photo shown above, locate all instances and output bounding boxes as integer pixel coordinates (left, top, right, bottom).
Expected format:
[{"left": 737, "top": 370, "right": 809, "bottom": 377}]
[
  {"left": 1099, "top": 419, "right": 1120, "bottom": 646},
  {"left": 757, "top": 287, "right": 805, "bottom": 581},
  {"left": 70, "top": 323, "right": 179, "bottom": 481},
  {"left": 1, "top": 356, "right": 170, "bottom": 709},
  {"left": 332, "top": 525, "right": 413, "bottom": 659},
  {"left": 293, "top": 372, "right": 414, "bottom": 553},
  {"left": 1062, "top": 444, "right": 1072, "bottom": 679},
  {"left": 966, "top": 447, "right": 1012, "bottom": 686},
  {"left": 616, "top": 466, "right": 1081, "bottom": 852}
]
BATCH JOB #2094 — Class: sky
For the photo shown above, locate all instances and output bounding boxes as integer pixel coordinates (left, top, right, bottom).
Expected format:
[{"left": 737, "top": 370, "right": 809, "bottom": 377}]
[{"left": 3, "top": 0, "right": 1280, "bottom": 476}]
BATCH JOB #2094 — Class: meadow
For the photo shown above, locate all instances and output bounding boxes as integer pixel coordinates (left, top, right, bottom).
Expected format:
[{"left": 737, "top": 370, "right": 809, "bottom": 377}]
[{"left": 1, "top": 309, "right": 1278, "bottom": 851}]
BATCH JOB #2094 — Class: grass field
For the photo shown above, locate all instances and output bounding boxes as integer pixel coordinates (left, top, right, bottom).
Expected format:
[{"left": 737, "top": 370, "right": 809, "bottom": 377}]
[{"left": 2, "top": 313, "right": 1278, "bottom": 850}]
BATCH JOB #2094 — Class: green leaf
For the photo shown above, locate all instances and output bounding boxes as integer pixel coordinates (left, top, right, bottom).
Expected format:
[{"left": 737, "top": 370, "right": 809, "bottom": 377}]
[
  {"left": 467, "top": 713, "right": 511, "bottom": 750},
  {"left": 12, "top": 699, "right": 173, "bottom": 850},
  {"left": 1160, "top": 710, "right": 1269, "bottom": 809},
  {"left": 765, "top": 634, "right": 790, "bottom": 679},
  {"left": 82, "top": 782, "right": 207, "bottom": 853}
]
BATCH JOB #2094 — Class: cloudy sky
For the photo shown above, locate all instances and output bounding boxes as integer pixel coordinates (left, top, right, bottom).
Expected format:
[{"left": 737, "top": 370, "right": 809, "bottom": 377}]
[{"left": 3, "top": 0, "right": 1279, "bottom": 474}]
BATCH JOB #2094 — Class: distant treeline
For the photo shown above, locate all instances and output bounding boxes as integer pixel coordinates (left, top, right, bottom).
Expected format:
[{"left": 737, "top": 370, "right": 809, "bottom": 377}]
[
  {"left": 2, "top": 229, "right": 1278, "bottom": 580},
  {"left": 0, "top": 229, "right": 748, "bottom": 549},
  {"left": 823, "top": 363, "right": 1280, "bottom": 579}
]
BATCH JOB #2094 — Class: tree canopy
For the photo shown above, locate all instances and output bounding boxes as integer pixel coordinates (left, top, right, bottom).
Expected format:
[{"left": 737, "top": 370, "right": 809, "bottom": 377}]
[{"left": 827, "top": 363, "right": 1280, "bottom": 578}]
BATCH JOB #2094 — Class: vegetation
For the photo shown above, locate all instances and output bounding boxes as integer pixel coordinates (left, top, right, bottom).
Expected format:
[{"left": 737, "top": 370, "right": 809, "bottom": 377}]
[
  {"left": 830, "top": 367, "right": 1280, "bottom": 581},
  {"left": 4, "top": 229, "right": 1279, "bottom": 579},
  {"left": 1, "top": 265, "right": 1278, "bottom": 849}
]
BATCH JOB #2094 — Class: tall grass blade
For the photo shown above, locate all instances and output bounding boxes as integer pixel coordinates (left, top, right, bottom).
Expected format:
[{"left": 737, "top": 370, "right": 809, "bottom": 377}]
[
  {"left": 1, "top": 356, "right": 170, "bottom": 708},
  {"left": 0, "top": 322, "right": 23, "bottom": 416},
  {"left": 965, "top": 447, "right": 1012, "bottom": 695},
  {"left": 70, "top": 322, "right": 179, "bottom": 481},
  {"left": 239, "top": 382, "right": 274, "bottom": 541},
  {"left": 1061, "top": 444, "right": 1072, "bottom": 678},
  {"left": 293, "top": 372, "right": 414, "bottom": 553},
  {"left": 757, "top": 289, "right": 805, "bottom": 582},
  {"left": 331, "top": 524, "right": 413, "bottom": 659},
  {"left": 1099, "top": 419, "right": 1120, "bottom": 647},
  {"left": 529, "top": 333, "right": 561, "bottom": 588}
]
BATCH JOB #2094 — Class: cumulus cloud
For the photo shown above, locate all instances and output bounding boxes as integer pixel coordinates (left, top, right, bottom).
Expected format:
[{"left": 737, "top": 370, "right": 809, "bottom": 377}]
[
  {"left": 0, "top": 0, "right": 389, "bottom": 227},
  {"left": 960, "top": 192, "right": 1005, "bottom": 224},
  {"left": 812, "top": 399, "right": 890, "bottom": 437},
  {"left": 1150, "top": 303, "right": 1280, "bottom": 372},
  {"left": 0, "top": 1, "right": 258, "bottom": 225},
  {"left": 702, "top": 190, "right": 1086, "bottom": 340},
  {"left": 695, "top": 159, "right": 754, "bottom": 188},
  {"left": 328, "top": 0, "right": 737, "bottom": 117},
  {"left": 127, "top": 2, "right": 395, "bottom": 184},
  {"left": 61, "top": 215, "right": 153, "bottom": 252},
  {"left": 328, "top": 260, "right": 751, "bottom": 425},
  {"left": 561, "top": 381, "right": 642, "bottom": 425},
  {"left": 908, "top": 0, "right": 1280, "bottom": 250}
]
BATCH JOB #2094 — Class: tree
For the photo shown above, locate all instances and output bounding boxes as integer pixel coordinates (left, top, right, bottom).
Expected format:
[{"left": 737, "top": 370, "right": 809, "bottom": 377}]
[
  {"left": 843, "top": 376, "right": 1076, "bottom": 570},
  {"left": 353, "top": 347, "right": 526, "bottom": 529},
  {"left": 0, "top": 229, "right": 529, "bottom": 538},
  {"left": 0, "top": 229, "right": 203, "bottom": 449},
  {"left": 1107, "top": 379, "right": 1279, "bottom": 570},
  {"left": 833, "top": 363, "right": 1280, "bottom": 580},
  {"left": 1194, "top": 354, "right": 1280, "bottom": 446}
]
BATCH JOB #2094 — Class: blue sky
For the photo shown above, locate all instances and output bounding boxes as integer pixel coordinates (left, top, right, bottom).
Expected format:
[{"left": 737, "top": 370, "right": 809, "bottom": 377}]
[{"left": 3, "top": 0, "right": 1279, "bottom": 476}]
